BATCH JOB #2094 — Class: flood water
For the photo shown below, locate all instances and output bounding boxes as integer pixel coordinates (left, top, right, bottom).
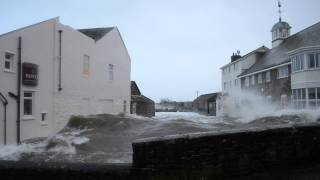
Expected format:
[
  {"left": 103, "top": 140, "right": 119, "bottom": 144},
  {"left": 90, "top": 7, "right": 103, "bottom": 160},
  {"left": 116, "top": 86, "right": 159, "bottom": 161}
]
[{"left": 0, "top": 111, "right": 319, "bottom": 163}]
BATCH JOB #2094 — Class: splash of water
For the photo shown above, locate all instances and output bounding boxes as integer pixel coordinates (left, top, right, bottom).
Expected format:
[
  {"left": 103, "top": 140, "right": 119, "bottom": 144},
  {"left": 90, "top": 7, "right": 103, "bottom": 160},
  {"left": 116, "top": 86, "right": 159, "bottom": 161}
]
[{"left": 220, "top": 90, "right": 320, "bottom": 123}]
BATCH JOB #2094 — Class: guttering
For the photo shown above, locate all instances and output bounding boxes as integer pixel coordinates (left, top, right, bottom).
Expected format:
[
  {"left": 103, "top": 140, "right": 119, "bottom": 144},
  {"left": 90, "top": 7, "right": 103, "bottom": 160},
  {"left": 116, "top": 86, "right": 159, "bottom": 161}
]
[
  {"left": 238, "top": 62, "right": 291, "bottom": 79},
  {"left": 0, "top": 93, "right": 8, "bottom": 144},
  {"left": 58, "top": 30, "right": 63, "bottom": 91}
]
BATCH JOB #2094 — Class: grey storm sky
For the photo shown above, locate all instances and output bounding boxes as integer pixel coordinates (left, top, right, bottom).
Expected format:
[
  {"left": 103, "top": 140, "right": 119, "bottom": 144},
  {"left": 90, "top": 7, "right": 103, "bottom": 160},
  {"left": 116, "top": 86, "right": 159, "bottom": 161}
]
[{"left": 1, "top": 0, "right": 320, "bottom": 102}]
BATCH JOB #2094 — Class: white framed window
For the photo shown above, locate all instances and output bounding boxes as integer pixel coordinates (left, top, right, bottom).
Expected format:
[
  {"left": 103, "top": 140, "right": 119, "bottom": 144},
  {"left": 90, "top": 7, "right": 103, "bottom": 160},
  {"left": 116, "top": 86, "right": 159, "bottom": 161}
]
[
  {"left": 292, "top": 88, "right": 307, "bottom": 109},
  {"left": 245, "top": 77, "right": 249, "bottom": 87},
  {"left": 266, "top": 71, "right": 271, "bottom": 82},
  {"left": 258, "top": 74, "right": 262, "bottom": 84},
  {"left": 308, "top": 53, "right": 320, "bottom": 69},
  {"left": 108, "top": 64, "right": 114, "bottom": 81},
  {"left": 23, "top": 92, "right": 34, "bottom": 116},
  {"left": 292, "top": 54, "right": 304, "bottom": 72},
  {"left": 277, "top": 66, "right": 289, "bottom": 79},
  {"left": 4, "top": 52, "right": 14, "bottom": 72},
  {"left": 83, "top": 54, "right": 90, "bottom": 75}
]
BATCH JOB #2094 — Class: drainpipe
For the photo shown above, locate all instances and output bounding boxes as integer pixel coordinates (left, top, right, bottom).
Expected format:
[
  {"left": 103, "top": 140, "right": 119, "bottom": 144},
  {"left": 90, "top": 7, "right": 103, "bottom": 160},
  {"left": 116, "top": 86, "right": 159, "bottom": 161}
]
[
  {"left": 17, "top": 36, "right": 22, "bottom": 144},
  {"left": 58, "top": 30, "right": 63, "bottom": 91},
  {"left": 0, "top": 93, "right": 8, "bottom": 144}
]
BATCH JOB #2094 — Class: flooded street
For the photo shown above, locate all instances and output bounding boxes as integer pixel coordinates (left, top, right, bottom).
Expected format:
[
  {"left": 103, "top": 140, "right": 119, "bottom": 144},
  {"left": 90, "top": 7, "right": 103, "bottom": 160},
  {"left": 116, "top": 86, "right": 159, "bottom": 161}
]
[{"left": 0, "top": 111, "right": 319, "bottom": 164}]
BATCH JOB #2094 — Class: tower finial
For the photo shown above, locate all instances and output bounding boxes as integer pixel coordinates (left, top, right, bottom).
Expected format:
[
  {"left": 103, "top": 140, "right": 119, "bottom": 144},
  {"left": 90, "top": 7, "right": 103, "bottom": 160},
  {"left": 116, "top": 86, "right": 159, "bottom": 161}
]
[{"left": 278, "top": 0, "right": 282, "bottom": 22}]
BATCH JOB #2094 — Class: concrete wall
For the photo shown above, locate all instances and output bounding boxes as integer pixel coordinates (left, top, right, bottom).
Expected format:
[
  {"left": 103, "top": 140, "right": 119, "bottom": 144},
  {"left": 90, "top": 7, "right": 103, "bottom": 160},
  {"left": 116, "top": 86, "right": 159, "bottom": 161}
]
[{"left": 132, "top": 123, "right": 320, "bottom": 179}]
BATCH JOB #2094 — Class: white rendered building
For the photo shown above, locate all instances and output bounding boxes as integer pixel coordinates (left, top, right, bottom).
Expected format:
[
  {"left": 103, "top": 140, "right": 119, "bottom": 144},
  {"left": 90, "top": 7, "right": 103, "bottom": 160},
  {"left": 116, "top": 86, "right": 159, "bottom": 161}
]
[{"left": 0, "top": 17, "right": 131, "bottom": 144}]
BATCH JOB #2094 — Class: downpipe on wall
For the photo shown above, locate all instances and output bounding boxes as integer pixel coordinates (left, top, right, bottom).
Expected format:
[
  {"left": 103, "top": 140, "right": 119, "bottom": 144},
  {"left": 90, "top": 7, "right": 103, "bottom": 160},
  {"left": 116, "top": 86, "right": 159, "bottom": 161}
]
[
  {"left": 58, "top": 30, "right": 63, "bottom": 91},
  {"left": 0, "top": 93, "right": 8, "bottom": 144}
]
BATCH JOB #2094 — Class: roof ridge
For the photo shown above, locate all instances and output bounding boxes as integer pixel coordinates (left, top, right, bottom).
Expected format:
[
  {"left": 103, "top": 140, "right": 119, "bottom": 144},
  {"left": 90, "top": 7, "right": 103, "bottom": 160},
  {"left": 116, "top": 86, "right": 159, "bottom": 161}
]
[
  {"left": 286, "top": 21, "right": 320, "bottom": 40},
  {"left": 0, "top": 17, "right": 59, "bottom": 38}
]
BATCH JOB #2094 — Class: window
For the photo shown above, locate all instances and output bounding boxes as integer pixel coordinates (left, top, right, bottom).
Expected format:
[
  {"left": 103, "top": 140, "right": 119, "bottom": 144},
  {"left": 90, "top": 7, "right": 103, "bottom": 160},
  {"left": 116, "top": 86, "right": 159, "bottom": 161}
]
[
  {"left": 308, "top": 54, "right": 316, "bottom": 69},
  {"left": 308, "top": 88, "right": 317, "bottom": 107},
  {"left": 258, "top": 74, "right": 262, "bottom": 84},
  {"left": 108, "top": 64, "right": 114, "bottom": 80},
  {"left": 308, "top": 88, "right": 316, "bottom": 100},
  {"left": 123, "top": 100, "right": 127, "bottom": 113},
  {"left": 224, "top": 82, "right": 227, "bottom": 90},
  {"left": 4, "top": 52, "right": 14, "bottom": 71},
  {"left": 251, "top": 75, "right": 255, "bottom": 85},
  {"left": 83, "top": 55, "right": 90, "bottom": 75},
  {"left": 292, "top": 54, "right": 304, "bottom": 72},
  {"left": 228, "top": 66, "right": 230, "bottom": 73},
  {"left": 245, "top": 77, "right": 249, "bottom": 87},
  {"left": 234, "top": 79, "right": 237, "bottom": 87},
  {"left": 229, "top": 81, "right": 232, "bottom": 88},
  {"left": 292, "top": 88, "right": 307, "bottom": 109},
  {"left": 24, "top": 92, "right": 34, "bottom": 116},
  {"left": 266, "top": 71, "right": 271, "bottom": 82},
  {"left": 277, "top": 66, "right": 289, "bottom": 79}
]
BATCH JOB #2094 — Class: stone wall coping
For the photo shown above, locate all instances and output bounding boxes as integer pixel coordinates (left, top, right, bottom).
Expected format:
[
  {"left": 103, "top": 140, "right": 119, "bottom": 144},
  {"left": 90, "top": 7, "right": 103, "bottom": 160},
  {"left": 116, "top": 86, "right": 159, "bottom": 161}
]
[{"left": 132, "top": 122, "right": 320, "bottom": 144}]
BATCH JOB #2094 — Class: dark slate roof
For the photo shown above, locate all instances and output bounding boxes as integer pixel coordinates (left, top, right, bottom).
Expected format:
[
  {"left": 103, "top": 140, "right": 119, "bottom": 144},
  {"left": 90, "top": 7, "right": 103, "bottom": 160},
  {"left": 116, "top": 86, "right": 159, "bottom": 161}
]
[
  {"left": 78, "top": 27, "right": 114, "bottom": 41},
  {"left": 131, "top": 95, "right": 155, "bottom": 104},
  {"left": 240, "top": 21, "right": 320, "bottom": 77},
  {"left": 194, "top": 93, "right": 219, "bottom": 102},
  {"left": 131, "top": 81, "right": 141, "bottom": 95}
]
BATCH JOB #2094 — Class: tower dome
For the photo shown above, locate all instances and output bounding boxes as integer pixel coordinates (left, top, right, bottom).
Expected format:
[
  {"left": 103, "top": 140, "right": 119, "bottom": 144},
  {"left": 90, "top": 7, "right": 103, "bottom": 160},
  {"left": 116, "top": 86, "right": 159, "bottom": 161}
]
[
  {"left": 271, "top": 21, "right": 291, "bottom": 32},
  {"left": 271, "top": 20, "right": 291, "bottom": 48}
]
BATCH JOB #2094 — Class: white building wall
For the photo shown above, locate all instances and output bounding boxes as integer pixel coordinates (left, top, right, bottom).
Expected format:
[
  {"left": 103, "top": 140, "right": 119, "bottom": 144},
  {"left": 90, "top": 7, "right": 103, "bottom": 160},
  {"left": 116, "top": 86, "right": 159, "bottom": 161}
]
[
  {"left": 0, "top": 18, "right": 57, "bottom": 143},
  {"left": 0, "top": 18, "right": 131, "bottom": 143}
]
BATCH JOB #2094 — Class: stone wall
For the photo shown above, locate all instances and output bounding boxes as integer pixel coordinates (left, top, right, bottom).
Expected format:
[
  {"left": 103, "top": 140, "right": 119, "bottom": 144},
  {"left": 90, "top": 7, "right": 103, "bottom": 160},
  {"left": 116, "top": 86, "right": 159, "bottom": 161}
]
[{"left": 132, "top": 123, "right": 320, "bottom": 179}]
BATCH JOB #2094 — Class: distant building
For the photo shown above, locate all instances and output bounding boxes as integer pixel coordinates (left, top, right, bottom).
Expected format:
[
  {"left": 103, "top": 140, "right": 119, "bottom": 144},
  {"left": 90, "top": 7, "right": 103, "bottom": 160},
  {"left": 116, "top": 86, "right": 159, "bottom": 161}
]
[
  {"left": 193, "top": 93, "right": 220, "bottom": 116},
  {"left": 219, "top": 12, "right": 320, "bottom": 116},
  {"left": 131, "top": 81, "right": 155, "bottom": 117},
  {"left": 0, "top": 18, "right": 131, "bottom": 144},
  {"left": 156, "top": 100, "right": 193, "bottom": 112}
]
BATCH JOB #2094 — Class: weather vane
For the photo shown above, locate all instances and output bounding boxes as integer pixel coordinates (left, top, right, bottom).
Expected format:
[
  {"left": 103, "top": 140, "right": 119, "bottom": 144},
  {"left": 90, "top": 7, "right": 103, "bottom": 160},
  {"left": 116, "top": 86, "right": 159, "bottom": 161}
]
[{"left": 278, "top": 0, "right": 282, "bottom": 22}]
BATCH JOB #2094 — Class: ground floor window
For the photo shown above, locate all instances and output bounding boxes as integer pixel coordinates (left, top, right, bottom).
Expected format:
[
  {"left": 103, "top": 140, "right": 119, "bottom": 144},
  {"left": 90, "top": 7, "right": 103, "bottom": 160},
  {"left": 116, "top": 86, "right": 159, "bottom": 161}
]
[
  {"left": 23, "top": 92, "right": 34, "bottom": 116},
  {"left": 292, "top": 88, "right": 320, "bottom": 108}
]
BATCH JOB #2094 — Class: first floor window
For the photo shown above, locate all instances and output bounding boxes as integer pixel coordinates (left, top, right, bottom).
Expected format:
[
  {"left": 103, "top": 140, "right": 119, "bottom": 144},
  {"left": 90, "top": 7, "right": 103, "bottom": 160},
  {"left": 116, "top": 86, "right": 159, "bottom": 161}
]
[
  {"left": 292, "top": 54, "right": 305, "bottom": 72},
  {"left": 83, "top": 54, "right": 90, "bottom": 75},
  {"left": 277, "top": 66, "right": 289, "bottom": 79},
  {"left": 4, "top": 52, "right": 14, "bottom": 71},
  {"left": 24, "top": 92, "right": 34, "bottom": 116},
  {"left": 308, "top": 54, "right": 316, "bottom": 69},
  {"left": 108, "top": 64, "right": 114, "bottom": 80}
]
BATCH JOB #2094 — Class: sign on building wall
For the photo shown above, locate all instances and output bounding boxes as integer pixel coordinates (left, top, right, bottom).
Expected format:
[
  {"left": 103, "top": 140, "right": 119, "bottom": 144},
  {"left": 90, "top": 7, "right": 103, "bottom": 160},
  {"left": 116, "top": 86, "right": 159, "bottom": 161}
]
[{"left": 22, "top": 63, "right": 38, "bottom": 86}]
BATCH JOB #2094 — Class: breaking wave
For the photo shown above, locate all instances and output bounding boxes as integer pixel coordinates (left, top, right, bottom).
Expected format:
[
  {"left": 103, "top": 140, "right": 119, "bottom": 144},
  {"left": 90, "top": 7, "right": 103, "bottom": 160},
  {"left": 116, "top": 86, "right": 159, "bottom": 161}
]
[{"left": 0, "top": 111, "right": 319, "bottom": 163}]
